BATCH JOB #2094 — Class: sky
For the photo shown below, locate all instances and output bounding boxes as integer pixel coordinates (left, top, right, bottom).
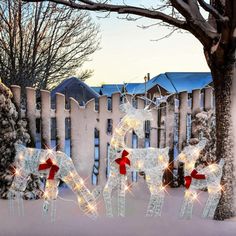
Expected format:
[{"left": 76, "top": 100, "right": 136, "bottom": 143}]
[{"left": 81, "top": 3, "right": 210, "bottom": 86}]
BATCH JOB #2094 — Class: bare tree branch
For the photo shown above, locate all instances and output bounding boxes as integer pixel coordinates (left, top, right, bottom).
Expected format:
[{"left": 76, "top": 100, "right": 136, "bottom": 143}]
[
  {"left": 24, "top": 0, "right": 190, "bottom": 31},
  {"left": 197, "top": 0, "right": 227, "bottom": 22}
]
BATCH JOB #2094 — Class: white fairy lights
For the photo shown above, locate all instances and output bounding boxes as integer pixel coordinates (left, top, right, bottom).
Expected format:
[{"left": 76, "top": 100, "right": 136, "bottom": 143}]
[
  {"left": 103, "top": 102, "right": 170, "bottom": 217},
  {"left": 8, "top": 144, "right": 99, "bottom": 221},
  {"left": 178, "top": 139, "right": 224, "bottom": 219}
]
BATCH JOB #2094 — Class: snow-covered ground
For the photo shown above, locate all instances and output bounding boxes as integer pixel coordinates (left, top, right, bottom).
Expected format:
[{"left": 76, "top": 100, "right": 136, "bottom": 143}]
[{"left": 0, "top": 181, "right": 236, "bottom": 236}]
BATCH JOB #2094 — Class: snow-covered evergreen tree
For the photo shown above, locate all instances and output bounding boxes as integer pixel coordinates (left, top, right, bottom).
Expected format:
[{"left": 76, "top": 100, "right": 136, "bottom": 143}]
[
  {"left": 0, "top": 80, "right": 42, "bottom": 199},
  {"left": 191, "top": 110, "right": 216, "bottom": 166},
  {"left": 178, "top": 110, "right": 216, "bottom": 186}
]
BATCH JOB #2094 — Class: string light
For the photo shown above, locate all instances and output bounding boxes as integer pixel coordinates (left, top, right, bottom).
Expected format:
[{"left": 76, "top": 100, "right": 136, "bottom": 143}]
[
  {"left": 103, "top": 102, "right": 170, "bottom": 217},
  {"left": 14, "top": 169, "right": 20, "bottom": 176},
  {"left": 8, "top": 144, "right": 99, "bottom": 221}
]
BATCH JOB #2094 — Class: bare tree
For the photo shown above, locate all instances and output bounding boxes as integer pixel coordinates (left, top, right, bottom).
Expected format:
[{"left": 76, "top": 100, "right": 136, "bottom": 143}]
[
  {"left": 24, "top": 0, "right": 236, "bottom": 220},
  {"left": 0, "top": 0, "right": 99, "bottom": 90}
]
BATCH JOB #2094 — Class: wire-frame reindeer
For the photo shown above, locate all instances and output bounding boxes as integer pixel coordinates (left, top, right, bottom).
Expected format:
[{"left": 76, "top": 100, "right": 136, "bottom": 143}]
[
  {"left": 8, "top": 144, "right": 100, "bottom": 222},
  {"left": 103, "top": 102, "right": 170, "bottom": 217},
  {"left": 177, "top": 139, "right": 224, "bottom": 219}
]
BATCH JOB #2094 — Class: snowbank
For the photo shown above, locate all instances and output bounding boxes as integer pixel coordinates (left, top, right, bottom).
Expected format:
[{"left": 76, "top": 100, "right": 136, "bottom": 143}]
[{"left": 0, "top": 182, "right": 235, "bottom": 236}]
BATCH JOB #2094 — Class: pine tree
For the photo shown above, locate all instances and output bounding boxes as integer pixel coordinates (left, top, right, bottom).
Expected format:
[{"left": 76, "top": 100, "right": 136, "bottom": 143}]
[
  {"left": 178, "top": 110, "right": 216, "bottom": 187},
  {"left": 191, "top": 110, "right": 216, "bottom": 166},
  {"left": 0, "top": 80, "right": 42, "bottom": 199}
]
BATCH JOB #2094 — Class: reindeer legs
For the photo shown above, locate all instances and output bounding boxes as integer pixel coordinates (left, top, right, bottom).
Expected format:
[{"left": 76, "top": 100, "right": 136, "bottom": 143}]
[
  {"left": 202, "top": 186, "right": 221, "bottom": 219},
  {"left": 42, "top": 179, "right": 59, "bottom": 222},
  {"left": 180, "top": 189, "right": 197, "bottom": 219},
  {"left": 103, "top": 171, "right": 119, "bottom": 217},
  {"left": 146, "top": 172, "right": 165, "bottom": 217},
  {"left": 118, "top": 175, "right": 126, "bottom": 217},
  {"left": 8, "top": 170, "right": 29, "bottom": 216}
]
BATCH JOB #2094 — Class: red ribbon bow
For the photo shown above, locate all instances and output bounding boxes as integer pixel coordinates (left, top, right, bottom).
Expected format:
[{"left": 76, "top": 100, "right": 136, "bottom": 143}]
[
  {"left": 115, "top": 150, "right": 131, "bottom": 175},
  {"left": 38, "top": 158, "right": 59, "bottom": 180},
  {"left": 184, "top": 169, "right": 206, "bottom": 189}
]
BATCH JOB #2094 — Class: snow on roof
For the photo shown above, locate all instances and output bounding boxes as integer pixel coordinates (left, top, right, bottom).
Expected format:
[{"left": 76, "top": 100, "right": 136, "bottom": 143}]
[{"left": 134, "top": 72, "right": 212, "bottom": 94}]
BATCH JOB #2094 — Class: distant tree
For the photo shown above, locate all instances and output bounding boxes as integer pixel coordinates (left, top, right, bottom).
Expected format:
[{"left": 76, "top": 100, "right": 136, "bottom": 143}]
[
  {"left": 0, "top": 0, "right": 99, "bottom": 90},
  {"left": 24, "top": 0, "right": 236, "bottom": 220},
  {"left": 77, "top": 69, "right": 94, "bottom": 82}
]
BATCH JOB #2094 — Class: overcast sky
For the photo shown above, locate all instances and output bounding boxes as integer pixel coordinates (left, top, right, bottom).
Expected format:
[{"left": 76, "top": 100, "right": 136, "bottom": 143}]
[{"left": 82, "top": 6, "right": 210, "bottom": 86}]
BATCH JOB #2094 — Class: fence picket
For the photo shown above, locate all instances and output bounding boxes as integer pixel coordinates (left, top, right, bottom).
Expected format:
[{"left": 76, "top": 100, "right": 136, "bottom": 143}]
[
  {"left": 10, "top": 85, "right": 21, "bottom": 116},
  {"left": 98, "top": 96, "right": 110, "bottom": 185},
  {"left": 137, "top": 97, "right": 145, "bottom": 148},
  {"left": 178, "top": 92, "right": 188, "bottom": 150},
  {"left": 158, "top": 103, "right": 166, "bottom": 148},
  {"left": 70, "top": 98, "right": 80, "bottom": 172},
  {"left": 204, "top": 87, "right": 214, "bottom": 111},
  {"left": 26, "top": 87, "right": 37, "bottom": 147},
  {"left": 192, "top": 89, "right": 201, "bottom": 115},
  {"left": 56, "top": 93, "right": 66, "bottom": 152},
  {"left": 41, "top": 90, "right": 51, "bottom": 148}
]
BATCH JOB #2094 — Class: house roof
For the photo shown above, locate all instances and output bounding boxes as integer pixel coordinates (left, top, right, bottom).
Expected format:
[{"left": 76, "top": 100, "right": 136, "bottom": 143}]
[
  {"left": 51, "top": 77, "right": 100, "bottom": 103},
  {"left": 134, "top": 72, "right": 212, "bottom": 94},
  {"left": 124, "top": 83, "right": 141, "bottom": 94},
  {"left": 100, "top": 84, "right": 123, "bottom": 97},
  {"left": 91, "top": 86, "right": 101, "bottom": 94}
]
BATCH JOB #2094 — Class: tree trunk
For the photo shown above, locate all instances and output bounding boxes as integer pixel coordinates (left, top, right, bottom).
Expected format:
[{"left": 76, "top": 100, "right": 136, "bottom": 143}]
[{"left": 211, "top": 61, "right": 235, "bottom": 220}]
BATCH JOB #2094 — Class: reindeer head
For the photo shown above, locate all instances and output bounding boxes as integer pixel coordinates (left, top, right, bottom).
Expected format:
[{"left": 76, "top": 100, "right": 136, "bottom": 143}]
[
  {"left": 177, "top": 139, "right": 207, "bottom": 171},
  {"left": 77, "top": 186, "right": 101, "bottom": 219},
  {"left": 120, "top": 102, "right": 153, "bottom": 139}
]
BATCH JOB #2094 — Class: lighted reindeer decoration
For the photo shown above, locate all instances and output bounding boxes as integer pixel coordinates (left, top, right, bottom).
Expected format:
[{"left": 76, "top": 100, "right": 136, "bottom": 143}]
[
  {"left": 103, "top": 102, "right": 170, "bottom": 217},
  {"left": 177, "top": 139, "right": 224, "bottom": 219},
  {"left": 8, "top": 144, "right": 99, "bottom": 221}
]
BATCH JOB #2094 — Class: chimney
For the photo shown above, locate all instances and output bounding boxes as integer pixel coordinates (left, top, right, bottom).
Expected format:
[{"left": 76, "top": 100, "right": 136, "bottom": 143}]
[{"left": 147, "top": 73, "right": 150, "bottom": 81}]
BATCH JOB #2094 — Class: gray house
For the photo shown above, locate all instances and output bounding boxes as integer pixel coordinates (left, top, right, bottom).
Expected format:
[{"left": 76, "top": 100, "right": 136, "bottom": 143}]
[
  {"left": 51, "top": 77, "right": 100, "bottom": 108},
  {"left": 50, "top": 77, "right": 100, "bottom": 139}
]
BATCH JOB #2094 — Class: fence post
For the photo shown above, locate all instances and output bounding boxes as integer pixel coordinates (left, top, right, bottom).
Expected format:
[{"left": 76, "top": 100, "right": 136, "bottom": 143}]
[
  {"left": 192, "top": 89, "right": 201, "bottom": 115},
  {"left": 41, "top": 90, "right": 51, "bottom": 148},
  {"left": 10, "top": 85, "right": 21, "bottom": 117},
  {"left": 165, "top": 95, "right": 175, "bottom": 185},
  {"left": 26, "top": 87, "right": 37, "bottom": 147},
  {"left": 150, "top": 106, "right": 158, "bottom": 148},
  {"left": 158, "top": 103, "right": 166, "bottom": 148},
  {"left": 192, "top": 89, "right": 201, "bottom": 138},
  {"left": 137, "top": 97, "right": 145, "bottom": 148},
  {"left": 204, "top": 87, "right": 214, "bottom": 111},
  {"left": 178, "top": 91, "right": 188, "bottom": 150},
  {"left": 98, "top": 96, "right": 110, "bottom": 186},
  {"left": 70, "top": 97, "right": 80, "bottom": 173},
  {"left": 56, "top": 93, "right": 66, "bottom": 152},
  {"left": 125, "top": 94, "right": 133, "bottom": 148}
]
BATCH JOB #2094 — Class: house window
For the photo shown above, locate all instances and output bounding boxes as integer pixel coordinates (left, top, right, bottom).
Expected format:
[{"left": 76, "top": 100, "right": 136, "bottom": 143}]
[
  {"left": 107, "top": 119, "right": 113, "bottom": 135},
  {"left": 92, "top": 128, "right": 100, "bottom": 185}
]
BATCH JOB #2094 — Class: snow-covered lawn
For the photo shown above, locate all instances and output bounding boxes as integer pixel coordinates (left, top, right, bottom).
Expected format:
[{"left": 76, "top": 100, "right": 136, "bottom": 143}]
[{"left": 0, "top": 182, "right": 235, "bottom": 236}]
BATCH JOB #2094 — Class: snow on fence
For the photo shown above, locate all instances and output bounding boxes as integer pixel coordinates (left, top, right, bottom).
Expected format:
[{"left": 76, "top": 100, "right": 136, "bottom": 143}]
[{"left": 10, "top": 85, "right": 214, "bottom": 187}]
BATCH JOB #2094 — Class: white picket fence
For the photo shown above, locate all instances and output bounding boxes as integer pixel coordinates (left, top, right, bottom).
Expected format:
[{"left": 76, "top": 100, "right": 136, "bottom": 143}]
[{"left": 10, "top": 85, "right": 214, "bottom": 186}]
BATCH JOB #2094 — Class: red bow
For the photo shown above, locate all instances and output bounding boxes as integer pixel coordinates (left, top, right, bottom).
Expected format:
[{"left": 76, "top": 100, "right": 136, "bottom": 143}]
[
  {"left": 184, "top": 169, "right": 206, "bottom": 189},
  {"left": 115, "top": 150, "right": 130, "bottom": 175},
  {"left": 38, "top": 158, "right": 59, "bottom": 180}
]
